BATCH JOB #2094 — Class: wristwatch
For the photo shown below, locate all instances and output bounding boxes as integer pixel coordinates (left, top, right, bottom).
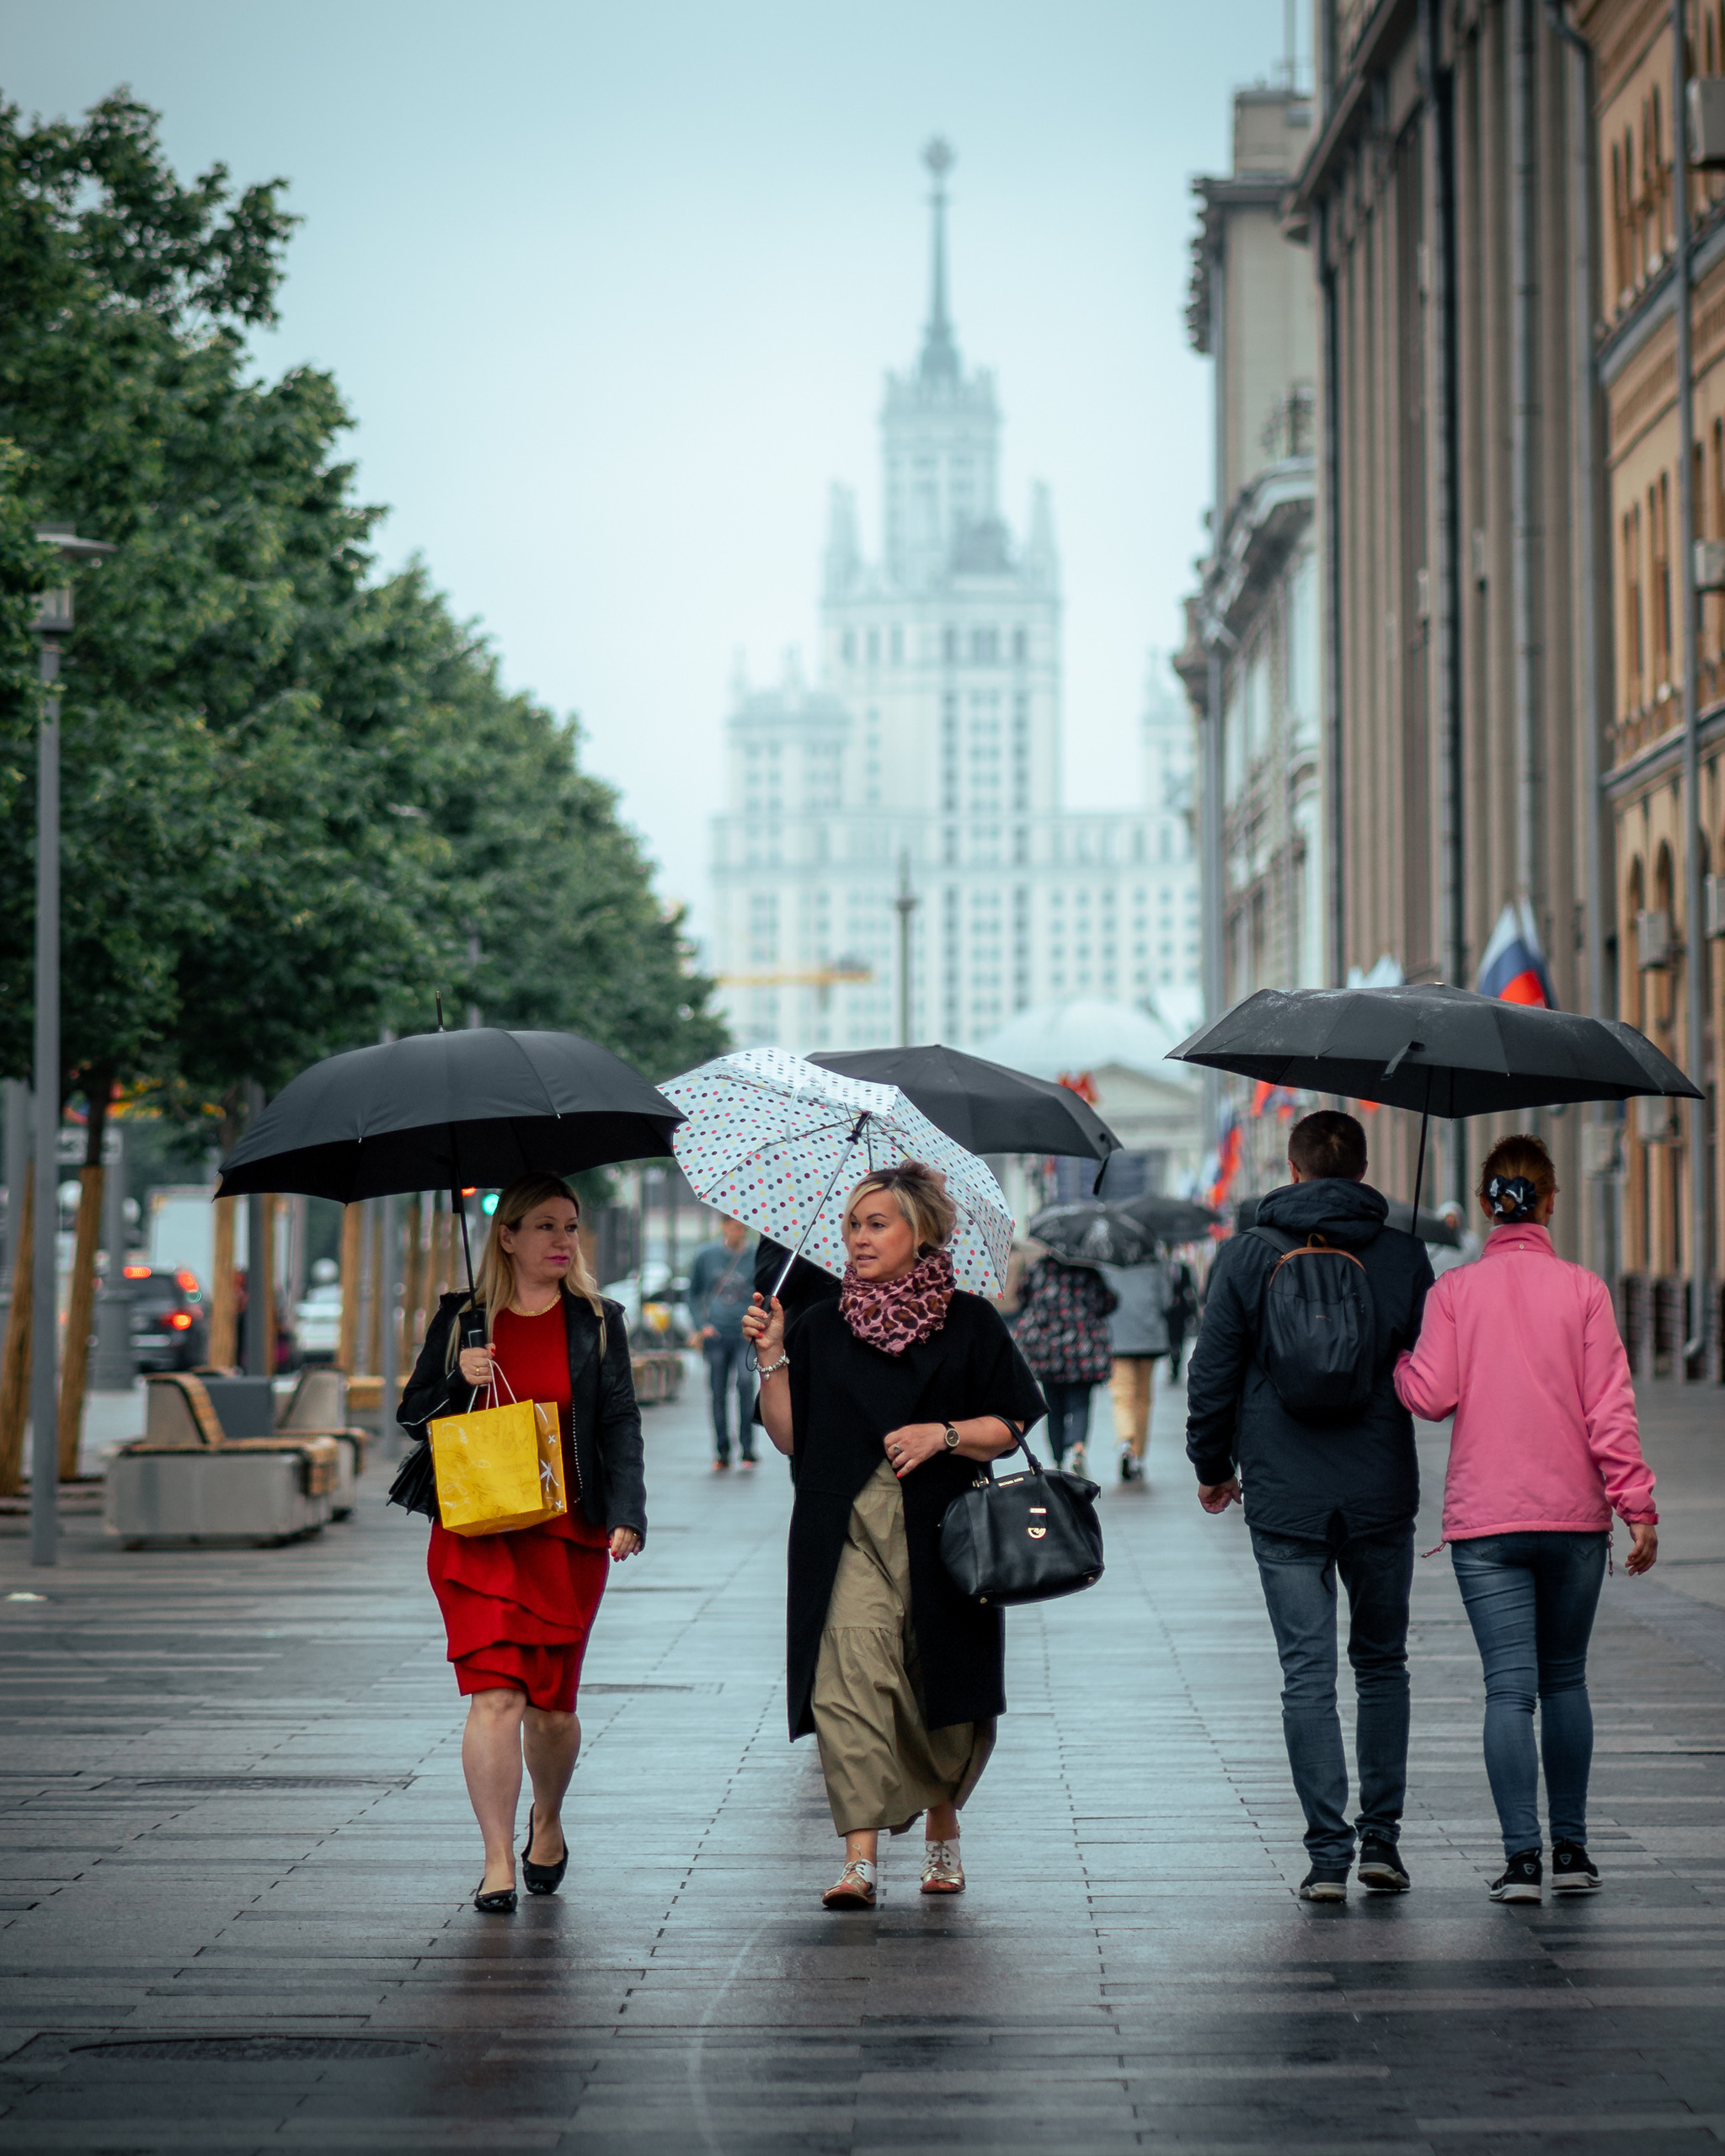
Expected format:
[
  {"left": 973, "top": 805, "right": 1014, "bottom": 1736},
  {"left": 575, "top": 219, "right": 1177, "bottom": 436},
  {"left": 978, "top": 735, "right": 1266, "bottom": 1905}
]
[{"left": 943, "top": 1423, "right": 960, "bottom": 1451}]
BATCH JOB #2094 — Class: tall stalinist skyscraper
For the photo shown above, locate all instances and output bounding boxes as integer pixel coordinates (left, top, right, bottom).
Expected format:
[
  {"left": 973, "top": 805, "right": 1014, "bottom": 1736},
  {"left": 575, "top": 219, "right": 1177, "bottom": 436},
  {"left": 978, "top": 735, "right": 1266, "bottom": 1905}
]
[{"left": 710, "top": 142, "right": 1199, "bottom": 1054}]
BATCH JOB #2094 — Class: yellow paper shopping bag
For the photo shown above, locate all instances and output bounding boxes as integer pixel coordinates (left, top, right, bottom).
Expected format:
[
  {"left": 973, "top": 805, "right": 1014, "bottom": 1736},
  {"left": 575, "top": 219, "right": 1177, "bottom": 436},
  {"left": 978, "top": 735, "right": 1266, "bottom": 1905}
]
[{"left": 430, "top": 1395, "right": 568, "bottom": 1537}]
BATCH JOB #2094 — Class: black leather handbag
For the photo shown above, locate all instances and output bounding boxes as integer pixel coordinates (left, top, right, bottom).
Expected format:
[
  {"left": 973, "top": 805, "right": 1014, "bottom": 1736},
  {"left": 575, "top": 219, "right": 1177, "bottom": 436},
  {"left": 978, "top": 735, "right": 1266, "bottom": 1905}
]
[{"left": 939, "top": 1437, "right": 1104, "bottom": 1606}]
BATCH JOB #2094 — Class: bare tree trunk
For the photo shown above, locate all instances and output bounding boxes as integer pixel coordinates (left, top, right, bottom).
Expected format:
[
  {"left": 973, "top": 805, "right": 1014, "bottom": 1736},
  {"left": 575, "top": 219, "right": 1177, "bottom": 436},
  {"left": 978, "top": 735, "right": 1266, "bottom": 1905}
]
[
  {"left": 208, "top": 1198, "right": 238, "bottom": 1368},
  {"left": 0, "top": 1166, "right": 33, "bottom": 1495},
  {"left": 338, "top": 1204, "right": 361, "bottom": 1373},
  {"left": 365, "top": 1206, "right": 383, "bottom": 1374},
  {"left": 400, "top": 1198, "right": 423, "bottom": 1366},
  {"left": 56, "top": 1078, "right": 115, "bottom": 1477}
]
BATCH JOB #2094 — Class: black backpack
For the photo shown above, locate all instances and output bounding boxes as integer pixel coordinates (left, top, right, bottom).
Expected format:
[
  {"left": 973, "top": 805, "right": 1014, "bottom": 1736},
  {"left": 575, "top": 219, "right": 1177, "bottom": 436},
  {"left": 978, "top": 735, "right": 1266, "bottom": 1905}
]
[{"left": 1247, "top": 1225, "right": 1377, "bottom": 1422}]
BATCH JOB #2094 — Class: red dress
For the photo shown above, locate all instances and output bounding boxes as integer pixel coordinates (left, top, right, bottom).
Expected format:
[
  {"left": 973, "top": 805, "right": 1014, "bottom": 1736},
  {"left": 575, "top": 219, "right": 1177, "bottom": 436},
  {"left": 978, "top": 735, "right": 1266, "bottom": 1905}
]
[{"left": 426, "top": 1299, "right": 610, "bottom": 1711}]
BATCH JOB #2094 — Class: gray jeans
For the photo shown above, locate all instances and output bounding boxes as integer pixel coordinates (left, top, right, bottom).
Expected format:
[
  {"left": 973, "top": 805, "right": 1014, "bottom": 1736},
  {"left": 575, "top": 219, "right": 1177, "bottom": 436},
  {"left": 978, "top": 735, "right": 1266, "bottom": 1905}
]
[{"left": 1249, "top": 1521, "right": 1414, "bottom": 1870}]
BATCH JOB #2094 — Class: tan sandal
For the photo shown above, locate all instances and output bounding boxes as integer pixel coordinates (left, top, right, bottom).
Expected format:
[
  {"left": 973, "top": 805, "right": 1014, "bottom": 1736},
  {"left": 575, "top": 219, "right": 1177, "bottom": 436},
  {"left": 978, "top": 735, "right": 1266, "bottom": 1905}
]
[
  {"left": 821, "top": 1858, "right": 877, "bottom": 1909},
  {"left": 920, "top": 1838, "right": 964, "bottom": 1894}
]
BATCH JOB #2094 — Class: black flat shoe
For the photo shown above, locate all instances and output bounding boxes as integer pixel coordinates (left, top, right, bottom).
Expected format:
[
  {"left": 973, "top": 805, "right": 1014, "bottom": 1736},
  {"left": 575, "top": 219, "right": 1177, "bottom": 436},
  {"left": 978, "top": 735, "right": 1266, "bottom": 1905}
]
[
  {"left": 473, "top": 1881, "right": 517, "bottom": 1914},
  {"left": 521, "top": 1803, "right": 569, "bottom": 1897}
]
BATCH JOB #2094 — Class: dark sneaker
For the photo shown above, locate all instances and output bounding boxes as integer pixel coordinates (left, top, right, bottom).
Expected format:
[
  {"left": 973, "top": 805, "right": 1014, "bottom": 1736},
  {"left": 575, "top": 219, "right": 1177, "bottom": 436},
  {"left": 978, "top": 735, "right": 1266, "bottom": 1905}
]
[
  {"left": 1489, "top": 1849, "right": 1543, "bottom": 1903},
  {"left": 1357, "top": 1836, "right": 1411, "bottom": 1892},
  {"left": 1298, "top": 1866, "right": 1348, "bottom": 1902},
  {"left": 1551, "top": 1840, "right": 1600, "bottom": 1892}
]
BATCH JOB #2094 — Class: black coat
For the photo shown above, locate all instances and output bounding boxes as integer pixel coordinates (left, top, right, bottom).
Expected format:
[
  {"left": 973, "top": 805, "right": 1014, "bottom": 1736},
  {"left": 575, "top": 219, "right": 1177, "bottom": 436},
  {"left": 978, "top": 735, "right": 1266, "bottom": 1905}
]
[
  {"left": 783, "top": 1291, "right": 1045, "bottom": 1742},
  {"left": 398, "top": 1288, "right": 648, "bottom": 1542},
  {"left": 1183, "top": 1178, "right": 1433, "bottom": 1541}
]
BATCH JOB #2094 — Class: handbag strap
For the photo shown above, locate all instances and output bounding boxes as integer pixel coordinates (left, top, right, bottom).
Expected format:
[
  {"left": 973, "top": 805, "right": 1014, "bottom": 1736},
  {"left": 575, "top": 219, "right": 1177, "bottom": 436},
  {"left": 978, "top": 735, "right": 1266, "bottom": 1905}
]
[{"left": 1010, "top": 1431, "right": 1048, "bottom": 1476}]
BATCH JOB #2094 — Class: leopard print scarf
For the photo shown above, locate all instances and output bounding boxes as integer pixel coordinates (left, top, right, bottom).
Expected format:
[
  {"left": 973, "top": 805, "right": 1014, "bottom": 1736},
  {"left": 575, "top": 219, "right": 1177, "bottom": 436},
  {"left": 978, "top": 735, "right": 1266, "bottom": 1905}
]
[{"left": 839, "top": 1246, "right": 956, "bottom": 1356}]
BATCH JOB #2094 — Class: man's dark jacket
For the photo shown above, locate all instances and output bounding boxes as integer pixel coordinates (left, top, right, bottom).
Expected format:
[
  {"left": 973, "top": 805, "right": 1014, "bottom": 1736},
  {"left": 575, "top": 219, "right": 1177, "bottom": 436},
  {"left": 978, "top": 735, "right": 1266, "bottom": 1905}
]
[{"left": 1184, "top": 1179, "right": 1434, "bottom": 1540}]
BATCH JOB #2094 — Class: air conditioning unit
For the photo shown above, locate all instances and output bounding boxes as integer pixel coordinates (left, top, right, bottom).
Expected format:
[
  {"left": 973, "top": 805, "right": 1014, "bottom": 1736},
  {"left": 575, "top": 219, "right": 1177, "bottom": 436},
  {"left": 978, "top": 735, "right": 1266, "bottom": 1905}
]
[
  {"left": 1582, "top": 1122, "right": 1623, "bottom": 1179},
  {"left": 1690, "top": 77, "right": 1725, "bottom": 168},
  {"left": 1706, "top": 873, "right": 1725, "bottom": 939},
  {"left": 1635, "top": 1092, "right": 1680, "bottom": 1144},
  {"left": 1696, "top": 539, "right": 1725, "bottom": 591},
  {"left": 1637, "top": 908, "right": 1674, "bottom": 969}
]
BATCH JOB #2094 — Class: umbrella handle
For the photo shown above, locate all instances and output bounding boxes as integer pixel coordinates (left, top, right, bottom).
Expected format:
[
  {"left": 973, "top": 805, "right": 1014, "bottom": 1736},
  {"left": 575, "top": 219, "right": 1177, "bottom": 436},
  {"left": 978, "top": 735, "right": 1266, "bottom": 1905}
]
[{"left": 448, "top": 1117, "right": 483, "bottom": 1341}]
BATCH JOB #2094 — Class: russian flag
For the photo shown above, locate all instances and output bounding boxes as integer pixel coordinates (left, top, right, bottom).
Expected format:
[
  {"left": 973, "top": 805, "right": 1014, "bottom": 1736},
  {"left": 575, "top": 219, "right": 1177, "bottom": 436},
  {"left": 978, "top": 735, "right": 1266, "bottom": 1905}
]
[{"left": 1477, "top": 898, "right": 1556, "bottom": 1009}]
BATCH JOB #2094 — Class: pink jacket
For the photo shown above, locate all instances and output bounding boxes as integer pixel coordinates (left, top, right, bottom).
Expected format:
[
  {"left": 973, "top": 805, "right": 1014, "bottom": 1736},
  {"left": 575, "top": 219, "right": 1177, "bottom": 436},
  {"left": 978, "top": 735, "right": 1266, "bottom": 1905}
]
[{"left": 1393, "top": 1223, "right": 1657, "bottom": 1541}]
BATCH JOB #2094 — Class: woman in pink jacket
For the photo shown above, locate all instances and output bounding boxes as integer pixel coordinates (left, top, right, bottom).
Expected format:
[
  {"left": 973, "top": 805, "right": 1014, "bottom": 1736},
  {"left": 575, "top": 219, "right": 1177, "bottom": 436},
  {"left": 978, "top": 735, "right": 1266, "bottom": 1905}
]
[{"left": 1394, "top": 1134, "right": 1658, "bottom": 1903}]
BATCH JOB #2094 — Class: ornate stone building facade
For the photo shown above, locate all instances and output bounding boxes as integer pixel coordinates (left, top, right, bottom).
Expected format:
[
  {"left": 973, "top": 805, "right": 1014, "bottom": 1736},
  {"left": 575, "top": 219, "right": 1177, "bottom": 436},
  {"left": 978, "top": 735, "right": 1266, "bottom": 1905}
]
[{"left": 710, "top": 146, "right": 1199, "bottom": 1055}]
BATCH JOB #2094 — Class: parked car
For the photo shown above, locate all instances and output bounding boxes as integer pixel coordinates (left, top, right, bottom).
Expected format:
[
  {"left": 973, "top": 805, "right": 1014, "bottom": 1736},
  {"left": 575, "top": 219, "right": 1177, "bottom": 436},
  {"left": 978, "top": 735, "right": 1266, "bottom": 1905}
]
[
  {"left": 124, "top": 1263, "right": 209, "bottom": 1374},
  {"left": 601, "top": 1267, "right": 693, "bottom": 1348},
  {"left": 294, "top": 1281, "right": 342, "bottom": 1364}
]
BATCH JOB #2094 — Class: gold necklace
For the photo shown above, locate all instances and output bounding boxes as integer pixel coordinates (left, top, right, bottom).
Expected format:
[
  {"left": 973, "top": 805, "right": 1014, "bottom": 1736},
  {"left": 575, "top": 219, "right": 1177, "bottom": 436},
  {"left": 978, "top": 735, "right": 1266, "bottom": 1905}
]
[{"left": 509, "top": 1289, "right": 562, "bottom": 1317}]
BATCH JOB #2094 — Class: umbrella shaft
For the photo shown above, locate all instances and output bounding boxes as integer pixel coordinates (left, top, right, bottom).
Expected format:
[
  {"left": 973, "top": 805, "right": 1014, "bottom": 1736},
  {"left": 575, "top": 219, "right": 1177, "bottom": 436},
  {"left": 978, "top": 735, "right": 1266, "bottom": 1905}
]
[{"left": 768, "top": 1121, "right": 870, "bottom": 1304}]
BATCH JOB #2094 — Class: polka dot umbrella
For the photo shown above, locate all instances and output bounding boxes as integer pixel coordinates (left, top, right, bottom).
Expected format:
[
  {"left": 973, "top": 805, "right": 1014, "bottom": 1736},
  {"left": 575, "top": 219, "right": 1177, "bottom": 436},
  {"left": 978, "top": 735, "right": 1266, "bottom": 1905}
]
[{"left": 662, "top": 1047, "right": 1014, "bottom": 1297}]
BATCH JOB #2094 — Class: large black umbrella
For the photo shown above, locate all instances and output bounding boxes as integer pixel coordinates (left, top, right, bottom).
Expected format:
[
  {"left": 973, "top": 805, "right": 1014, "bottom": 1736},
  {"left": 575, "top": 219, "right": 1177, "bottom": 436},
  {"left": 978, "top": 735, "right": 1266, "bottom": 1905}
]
[
  {"left": 1116, "top": 1193, "right": 1220, "bottom": 1244},
  {"left": 217, "top": 1027, "right": 682, "bottom": 1294},
  {"left": 1027, "top": 1201, "right": 1158, "bottom": 1268},
  {"left": 1171, "top": 984, "right": 1700, "bottom": 1220},
  {"left": 809, "top": 1045, "right": 1121, "bottom": 1173}
]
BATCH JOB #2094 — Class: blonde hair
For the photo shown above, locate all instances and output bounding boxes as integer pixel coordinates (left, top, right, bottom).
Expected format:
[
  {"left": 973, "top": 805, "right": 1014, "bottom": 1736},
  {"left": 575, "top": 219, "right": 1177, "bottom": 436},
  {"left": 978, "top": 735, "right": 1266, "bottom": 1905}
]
[
  {"left": 447, "top": 1174, "right": 605, "bottom": 1362},
  {"left": 845, "top": 1161, "right": 957, "bottom": 1256}
]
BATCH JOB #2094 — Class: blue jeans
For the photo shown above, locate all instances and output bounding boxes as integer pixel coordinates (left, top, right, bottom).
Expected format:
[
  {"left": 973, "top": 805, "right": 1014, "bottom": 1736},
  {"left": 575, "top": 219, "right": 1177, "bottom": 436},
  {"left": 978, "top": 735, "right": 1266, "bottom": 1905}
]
[
  {"left": 702, "top": 1336, "right": 756, "bottom": 1461},
  {"left": 1249, "top": 1522, "right": 1414, "bottom": 1870},
  {"left": 1040, "top": 1380, "right": 1092, "bottom": 1466},
  {"left": 1450, "top": 1531, "right": 1607, "bottom": 1860}
]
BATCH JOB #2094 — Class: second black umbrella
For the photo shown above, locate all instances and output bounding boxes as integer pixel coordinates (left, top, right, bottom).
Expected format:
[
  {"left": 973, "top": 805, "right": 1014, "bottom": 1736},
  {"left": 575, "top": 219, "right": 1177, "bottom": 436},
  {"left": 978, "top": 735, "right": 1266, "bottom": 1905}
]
[{"left": 809, "top": 1044, "right": 1121, "bottom": 1169}]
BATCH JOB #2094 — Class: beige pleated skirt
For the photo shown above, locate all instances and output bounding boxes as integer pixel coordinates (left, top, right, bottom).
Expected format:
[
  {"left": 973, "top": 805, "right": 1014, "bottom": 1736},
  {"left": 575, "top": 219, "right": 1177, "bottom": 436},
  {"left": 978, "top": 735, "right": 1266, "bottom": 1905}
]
[{"left": 811, "top": 1459, "right": 995, "bottom": 1836}]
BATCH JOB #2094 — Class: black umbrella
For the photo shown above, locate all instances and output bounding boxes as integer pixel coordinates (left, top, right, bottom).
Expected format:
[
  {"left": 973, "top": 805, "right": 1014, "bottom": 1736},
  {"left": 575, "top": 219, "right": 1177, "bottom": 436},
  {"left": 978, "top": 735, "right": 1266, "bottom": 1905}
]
[
  {"left": 1235, "top": 1193, "right": 1461, "bottom": 1248},
  {"left": 1026, "top": 1201, "right": 1158, "bottom": 1268},
  {"left": 217, "top": 1026, "right": 682, "bottom": 1297},
  {"left": 1115, "top": 1193, "right": 1221, "bottom": 1244},
  {"left": 1171, "top": 984, "right": 1700, "bottom": 1221},
  {"left": 809, "top": 1045, "right": 1121, "bottom": 1176}
]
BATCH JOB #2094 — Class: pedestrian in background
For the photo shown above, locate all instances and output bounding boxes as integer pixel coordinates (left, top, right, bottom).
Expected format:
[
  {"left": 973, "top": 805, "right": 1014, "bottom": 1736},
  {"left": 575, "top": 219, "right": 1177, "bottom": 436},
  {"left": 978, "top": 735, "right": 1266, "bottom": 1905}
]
[
  {"left": 400, "top": 1174, "right": 644, "bottom": 1916},
  {"left": 1012, "top": 1252, "right": 1116, "bottom": 1476},
  {"left": 1165, "top": 1257, "right": 1199, "bottom": 1380},
  {"left": 688, "top": 1214, "right": 758, "bottom": 1470},
  {"left": 743, "top": 1163, "right": 1044, "bottom": 1910},
  {"left": 1394, "top": 1134, "right": 1658, "bottom": 1903},
  {"left": 1099, "top": 1255, "right": 1170, "bottom": 1482},
  {"left": 1185, "top": 1111, "right": 1433, "bottom": 1902}
]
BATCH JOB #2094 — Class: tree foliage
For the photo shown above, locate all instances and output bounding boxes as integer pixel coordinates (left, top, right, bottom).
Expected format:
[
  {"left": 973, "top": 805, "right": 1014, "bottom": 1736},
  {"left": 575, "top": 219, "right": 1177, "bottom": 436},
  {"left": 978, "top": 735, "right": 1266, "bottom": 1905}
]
[{"left": 0, "top": 91, "right": 723, "bottom": 1125}]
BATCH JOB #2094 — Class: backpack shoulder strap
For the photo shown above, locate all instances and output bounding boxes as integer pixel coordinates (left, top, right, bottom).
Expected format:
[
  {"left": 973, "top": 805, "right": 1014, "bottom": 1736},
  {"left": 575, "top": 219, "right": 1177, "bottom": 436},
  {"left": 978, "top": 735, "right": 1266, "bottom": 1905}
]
[{"left": 1247, "top": 1225, "right": 1300, "bottom": 1259}]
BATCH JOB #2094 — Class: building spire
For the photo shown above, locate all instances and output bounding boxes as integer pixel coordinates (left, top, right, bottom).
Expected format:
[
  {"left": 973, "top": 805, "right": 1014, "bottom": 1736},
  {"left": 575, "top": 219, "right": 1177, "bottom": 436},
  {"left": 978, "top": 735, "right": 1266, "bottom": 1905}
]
[{"left": 918, "top": 136, "right": 959, "bottom": 386}]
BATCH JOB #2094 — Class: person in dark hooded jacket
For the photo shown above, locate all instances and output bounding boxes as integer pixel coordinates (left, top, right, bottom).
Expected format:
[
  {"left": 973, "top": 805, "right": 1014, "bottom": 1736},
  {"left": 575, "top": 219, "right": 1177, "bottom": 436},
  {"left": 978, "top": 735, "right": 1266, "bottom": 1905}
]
[{"left": 1185, "top": 1110, "right": 1433, "bottom": 1903}]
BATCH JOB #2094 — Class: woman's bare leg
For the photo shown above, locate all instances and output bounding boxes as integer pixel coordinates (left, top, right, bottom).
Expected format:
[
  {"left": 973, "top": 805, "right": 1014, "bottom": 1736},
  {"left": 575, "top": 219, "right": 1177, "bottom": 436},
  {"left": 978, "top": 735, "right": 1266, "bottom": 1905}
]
[
  {"left": 843, "top": 1828, "right": 879, "bottom": 1866},
  {"left": 522, "top": 1707, "right": 580, "bottom": 1861},
  {"left": 462, "top": 1688, "right": 527, "bottom": 1892},
  {"left": 925, "top": 1802, "right": 959, "bottom": 1843}
]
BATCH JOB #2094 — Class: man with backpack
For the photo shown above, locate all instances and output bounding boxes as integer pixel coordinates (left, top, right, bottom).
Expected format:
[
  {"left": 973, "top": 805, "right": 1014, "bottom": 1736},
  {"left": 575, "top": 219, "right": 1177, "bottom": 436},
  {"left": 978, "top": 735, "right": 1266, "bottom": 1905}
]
[{"left": 1185, "top": 1110, "right": 1434, "bottom": 1902}]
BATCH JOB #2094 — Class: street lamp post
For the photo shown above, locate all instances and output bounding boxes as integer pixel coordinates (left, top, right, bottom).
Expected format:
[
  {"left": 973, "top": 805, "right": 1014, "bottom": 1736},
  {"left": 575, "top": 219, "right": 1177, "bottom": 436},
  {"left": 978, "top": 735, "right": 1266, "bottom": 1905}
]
[
  {"left": 894, "top": 850, "right": 919, "bottom": 1048},
  {"left": 29, "top": 525, "right": 112, "bottom": 1568}
]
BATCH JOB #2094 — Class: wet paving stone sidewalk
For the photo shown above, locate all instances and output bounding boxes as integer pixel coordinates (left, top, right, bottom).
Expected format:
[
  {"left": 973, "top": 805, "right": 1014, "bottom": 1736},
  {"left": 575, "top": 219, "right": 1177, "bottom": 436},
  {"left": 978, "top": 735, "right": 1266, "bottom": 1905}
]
[{"left": 1, "top": 1370, "right": 1722, "bottom": 2153}]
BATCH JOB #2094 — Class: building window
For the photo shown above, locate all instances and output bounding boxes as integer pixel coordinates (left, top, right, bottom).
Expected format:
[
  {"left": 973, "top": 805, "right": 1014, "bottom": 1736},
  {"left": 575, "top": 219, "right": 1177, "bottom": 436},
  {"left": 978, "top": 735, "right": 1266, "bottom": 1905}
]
[
  {"left": 1622, "top": 503, "right": 1644, "bottom": 714},
  {"left": 943, "top": 625, "right": 959, "bottom": 664},
  {"left": 1650, "top": 472, "right": 1673, "bottom": 691},
  {"left": 1012, "top": 627, "right": 1028, "bottom": 664},
  {"left": 890, "top": 624, "right": 903, "bottom": 664},
  {"left": 841, "top": 631, "right": 855, "bottom": 664}
]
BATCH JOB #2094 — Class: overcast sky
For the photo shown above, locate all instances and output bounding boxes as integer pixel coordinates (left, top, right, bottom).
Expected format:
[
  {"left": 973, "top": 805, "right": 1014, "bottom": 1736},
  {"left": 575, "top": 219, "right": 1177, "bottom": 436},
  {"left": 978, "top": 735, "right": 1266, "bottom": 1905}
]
[{"left": 3, "top": 0, "right": 1295, "bottom": 949}]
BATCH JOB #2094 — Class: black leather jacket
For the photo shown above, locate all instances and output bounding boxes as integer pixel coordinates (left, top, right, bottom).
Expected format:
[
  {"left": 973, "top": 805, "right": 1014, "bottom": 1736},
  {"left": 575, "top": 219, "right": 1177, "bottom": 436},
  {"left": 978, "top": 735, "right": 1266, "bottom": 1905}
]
[{"left": 398, "top": 1287, "right": 647, "bottom": 1542}]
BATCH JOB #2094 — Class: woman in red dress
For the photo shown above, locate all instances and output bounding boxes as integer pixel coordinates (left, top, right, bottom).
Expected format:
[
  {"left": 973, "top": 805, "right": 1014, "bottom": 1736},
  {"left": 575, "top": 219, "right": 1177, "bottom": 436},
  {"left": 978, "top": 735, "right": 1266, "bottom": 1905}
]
[{"left": 399, "top": 1174, "right": 644, "bottom": 1913}]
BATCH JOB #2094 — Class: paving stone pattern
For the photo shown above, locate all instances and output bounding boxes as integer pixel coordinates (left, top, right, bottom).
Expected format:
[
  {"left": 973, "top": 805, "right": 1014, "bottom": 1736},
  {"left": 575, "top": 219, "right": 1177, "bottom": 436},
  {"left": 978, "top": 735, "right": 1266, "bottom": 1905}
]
[{"left": 2, "top": 1371, "right": 1723, "bottom": 2153}]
